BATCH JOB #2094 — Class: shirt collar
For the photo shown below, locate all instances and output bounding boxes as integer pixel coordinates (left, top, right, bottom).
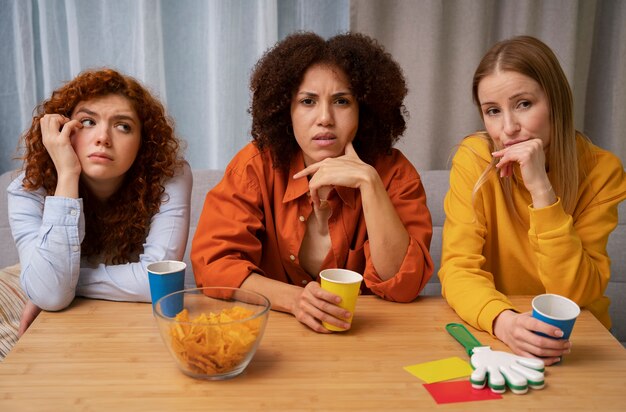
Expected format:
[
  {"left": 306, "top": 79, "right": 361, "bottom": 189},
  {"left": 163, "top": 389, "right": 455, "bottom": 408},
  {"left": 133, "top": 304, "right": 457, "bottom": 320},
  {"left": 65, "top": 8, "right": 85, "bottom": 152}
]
[
  {"left": 335, "top": 185, "right": 356, "bottom": 209},
  {"left": 283, "top": 151, "right": 309, "bottom": 203}
]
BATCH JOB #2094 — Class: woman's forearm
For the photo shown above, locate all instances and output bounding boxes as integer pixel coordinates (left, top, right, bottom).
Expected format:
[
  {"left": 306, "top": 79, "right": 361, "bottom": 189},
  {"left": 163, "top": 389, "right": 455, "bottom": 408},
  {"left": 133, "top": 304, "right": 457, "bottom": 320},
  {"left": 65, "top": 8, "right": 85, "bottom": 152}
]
[{"left": 359, "top": 171, "right": 409, "bottom": 279}]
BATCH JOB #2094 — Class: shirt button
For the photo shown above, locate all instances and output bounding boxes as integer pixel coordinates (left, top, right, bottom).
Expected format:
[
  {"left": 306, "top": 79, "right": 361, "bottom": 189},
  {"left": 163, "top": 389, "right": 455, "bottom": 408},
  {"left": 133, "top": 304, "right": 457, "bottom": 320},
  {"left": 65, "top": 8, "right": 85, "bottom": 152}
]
[
  {"left": 301, "top": 280, "right": 308, "bottom": 285},
  {"left": 72, "top": 245, "right": 79, "bottom": 252},
  {"left": 299, "top": 215, "right": 305, "bottom": 222},
  {"left": 70, "top": 209, "right": 77, "bottom": 216},
  {"left": 289, "top": 254, "right": 296, "bottom": 261}
]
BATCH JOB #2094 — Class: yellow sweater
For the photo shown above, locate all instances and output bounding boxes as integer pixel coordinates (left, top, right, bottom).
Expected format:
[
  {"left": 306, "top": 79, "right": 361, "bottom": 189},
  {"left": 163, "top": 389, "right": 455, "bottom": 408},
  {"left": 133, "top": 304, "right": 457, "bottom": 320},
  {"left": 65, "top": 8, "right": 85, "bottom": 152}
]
[{"left": 439, "top": 134, "right": 626, "bottom": 335}]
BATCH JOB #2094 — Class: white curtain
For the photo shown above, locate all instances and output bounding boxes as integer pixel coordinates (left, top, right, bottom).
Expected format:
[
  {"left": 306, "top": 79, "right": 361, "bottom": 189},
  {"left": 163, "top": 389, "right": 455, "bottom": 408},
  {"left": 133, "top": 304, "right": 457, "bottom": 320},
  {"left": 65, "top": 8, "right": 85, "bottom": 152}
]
[
  {"left": 0, "top": 0, "right": 349, "bottom": 174},
  {"left": 4, "top": 0, "right": 623, "bottom": 176},
  {"left": 350, "top": 0, "right": 626, "bottom": 171}
]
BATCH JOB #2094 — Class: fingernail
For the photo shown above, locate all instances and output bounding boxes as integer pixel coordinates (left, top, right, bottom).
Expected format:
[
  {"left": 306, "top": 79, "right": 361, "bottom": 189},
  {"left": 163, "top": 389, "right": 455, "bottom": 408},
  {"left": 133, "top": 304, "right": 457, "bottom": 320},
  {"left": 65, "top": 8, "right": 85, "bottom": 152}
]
[{"left": 554, "top": 330, "right": 564, "bottom": 338}]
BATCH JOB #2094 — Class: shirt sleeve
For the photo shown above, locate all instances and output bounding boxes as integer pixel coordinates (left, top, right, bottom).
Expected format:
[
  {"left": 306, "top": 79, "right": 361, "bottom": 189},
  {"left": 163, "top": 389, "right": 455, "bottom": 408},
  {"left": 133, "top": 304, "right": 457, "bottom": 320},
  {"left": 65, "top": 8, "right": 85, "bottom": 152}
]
[
  {"left": 76, "top": 161, "right": 192, "bottom": 303},
  {"left": 361, "top": 162, "right": 434, "bottom": 303},
  {"left": 8, "top": 177, "right": 84, "bottom": 311},
  {"left": 191, "top": 166, "right": 267, "bottom": 289},
  {"left": 8, "top": 162, "right": 192, "bottom": 310}
]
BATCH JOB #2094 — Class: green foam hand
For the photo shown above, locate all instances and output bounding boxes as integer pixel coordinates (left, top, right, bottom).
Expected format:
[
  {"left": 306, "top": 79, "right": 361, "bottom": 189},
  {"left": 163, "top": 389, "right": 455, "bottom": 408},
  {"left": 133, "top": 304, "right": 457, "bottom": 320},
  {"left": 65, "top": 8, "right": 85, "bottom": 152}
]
[
  {"left": 446, "top": 323, "right": 545, "bottom": 395},
  {"left": 469, "top": 346, "right": 545, "bottom": 394}
]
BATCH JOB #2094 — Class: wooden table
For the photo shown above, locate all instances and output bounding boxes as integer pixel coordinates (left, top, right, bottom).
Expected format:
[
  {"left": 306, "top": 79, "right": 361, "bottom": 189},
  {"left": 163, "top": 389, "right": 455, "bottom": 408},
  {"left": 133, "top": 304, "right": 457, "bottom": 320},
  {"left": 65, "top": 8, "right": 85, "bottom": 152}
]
[{"left": 1, "top": 296, "right": 625, "bottom": 411}]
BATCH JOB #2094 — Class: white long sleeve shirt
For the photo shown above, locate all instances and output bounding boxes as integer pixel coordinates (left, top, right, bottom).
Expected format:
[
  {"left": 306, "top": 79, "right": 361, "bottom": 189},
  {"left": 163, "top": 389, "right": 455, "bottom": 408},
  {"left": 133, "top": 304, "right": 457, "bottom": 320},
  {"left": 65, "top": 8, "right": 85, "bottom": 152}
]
[{"left": 7, "top": 162, "right": 192, "bottom": 310}]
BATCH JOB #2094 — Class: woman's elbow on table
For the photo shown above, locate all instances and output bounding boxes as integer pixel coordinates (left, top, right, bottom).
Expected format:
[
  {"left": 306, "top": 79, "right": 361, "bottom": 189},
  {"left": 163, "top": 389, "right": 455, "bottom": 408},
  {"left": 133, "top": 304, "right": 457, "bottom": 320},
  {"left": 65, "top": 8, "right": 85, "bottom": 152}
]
[
  {"left": 30, "top": 291, "right": 75, "bottom": 312},
  {"left": 131, "top": 283, "right": 153, "bottom": 303}
]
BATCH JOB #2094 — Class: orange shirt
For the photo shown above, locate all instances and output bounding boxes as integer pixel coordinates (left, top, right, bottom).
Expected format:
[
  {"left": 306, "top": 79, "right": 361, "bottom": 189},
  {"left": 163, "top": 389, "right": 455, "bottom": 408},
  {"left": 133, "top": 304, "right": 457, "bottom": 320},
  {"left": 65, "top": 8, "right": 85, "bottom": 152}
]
[{"left": 191, "top": 143, "right": 433, "bottom": 302}]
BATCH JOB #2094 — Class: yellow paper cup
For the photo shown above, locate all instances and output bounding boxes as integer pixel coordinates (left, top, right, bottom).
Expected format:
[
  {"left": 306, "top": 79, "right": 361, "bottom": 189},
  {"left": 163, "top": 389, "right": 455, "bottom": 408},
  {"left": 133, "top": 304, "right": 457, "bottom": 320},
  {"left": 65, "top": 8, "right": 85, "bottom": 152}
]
[{"left": 319, "top": 269, "right": 363, "bottom": 332}]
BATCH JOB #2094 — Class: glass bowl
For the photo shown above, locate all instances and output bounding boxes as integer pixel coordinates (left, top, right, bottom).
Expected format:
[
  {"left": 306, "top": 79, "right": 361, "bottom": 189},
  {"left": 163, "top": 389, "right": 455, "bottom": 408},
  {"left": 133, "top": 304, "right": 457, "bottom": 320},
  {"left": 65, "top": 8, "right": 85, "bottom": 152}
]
[{"left": 153, "top": 287, "right": 270, "bottom": 380}]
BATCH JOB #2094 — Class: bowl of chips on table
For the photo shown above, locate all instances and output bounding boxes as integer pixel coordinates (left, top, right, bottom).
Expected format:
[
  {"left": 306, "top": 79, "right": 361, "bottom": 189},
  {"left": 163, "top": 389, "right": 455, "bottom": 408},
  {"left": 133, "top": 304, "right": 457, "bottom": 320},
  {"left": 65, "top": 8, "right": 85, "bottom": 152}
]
[{"left": 153, "top": 287, "right": 270, "bottom": 380}]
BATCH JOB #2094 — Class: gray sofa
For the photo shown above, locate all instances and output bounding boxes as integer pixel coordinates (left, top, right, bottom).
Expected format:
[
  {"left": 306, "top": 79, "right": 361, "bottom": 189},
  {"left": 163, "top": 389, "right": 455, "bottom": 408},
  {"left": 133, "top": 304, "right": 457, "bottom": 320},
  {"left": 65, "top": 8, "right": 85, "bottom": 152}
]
[{"left": 2, "top": 169, "right": 625, "bottom": 345}]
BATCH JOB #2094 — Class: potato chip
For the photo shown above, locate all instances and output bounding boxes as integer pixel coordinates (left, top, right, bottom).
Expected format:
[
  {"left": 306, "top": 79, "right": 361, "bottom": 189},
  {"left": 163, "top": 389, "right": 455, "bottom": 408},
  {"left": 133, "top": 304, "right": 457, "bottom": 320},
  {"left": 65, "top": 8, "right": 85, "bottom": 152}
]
[{"left": 169, "top": 306, "right": 262, "bottom": 375}]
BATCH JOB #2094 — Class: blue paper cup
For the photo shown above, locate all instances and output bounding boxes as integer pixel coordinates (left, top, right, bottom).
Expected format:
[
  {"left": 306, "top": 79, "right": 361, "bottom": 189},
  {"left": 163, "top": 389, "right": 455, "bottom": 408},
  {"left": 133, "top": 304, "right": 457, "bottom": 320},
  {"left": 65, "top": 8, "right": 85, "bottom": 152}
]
[
  {"left": 148, "top": 260, "right": 186, "bottom": 316},
  {"left": 532, "top": 293, "right": 580, "bottom": 339}
]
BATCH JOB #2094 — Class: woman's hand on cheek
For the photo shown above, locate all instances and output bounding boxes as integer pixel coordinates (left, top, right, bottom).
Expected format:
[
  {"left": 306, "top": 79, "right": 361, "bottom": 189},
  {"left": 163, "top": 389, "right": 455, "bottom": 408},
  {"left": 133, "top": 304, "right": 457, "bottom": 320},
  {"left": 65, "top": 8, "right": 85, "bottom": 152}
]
[
  {"left": 40, "top": 114, "right": 83, "bottom": 178},
  {"left": 292, "top": 281, "right": 352, "bottom": 333}
]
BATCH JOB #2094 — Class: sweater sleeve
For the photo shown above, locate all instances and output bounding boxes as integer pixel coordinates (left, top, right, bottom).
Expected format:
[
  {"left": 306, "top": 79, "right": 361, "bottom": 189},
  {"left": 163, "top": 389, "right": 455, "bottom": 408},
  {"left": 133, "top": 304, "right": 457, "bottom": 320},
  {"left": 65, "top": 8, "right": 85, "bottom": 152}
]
[
  {"left": 438, "top": 140, "right": 516, "bottom": 335},
  {"left": 528, "top": 153, "right": 626, "bottom": 314}
]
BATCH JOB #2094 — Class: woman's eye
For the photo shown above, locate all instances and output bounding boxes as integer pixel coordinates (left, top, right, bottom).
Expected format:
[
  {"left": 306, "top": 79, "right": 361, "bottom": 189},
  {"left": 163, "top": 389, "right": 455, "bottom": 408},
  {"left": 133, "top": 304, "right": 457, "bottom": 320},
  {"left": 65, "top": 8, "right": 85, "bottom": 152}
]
[
  {"left": 301, "top": 98, "right": 315, "bottom": 105},
  {"left": 518, "top": 100, "right": 532, "bottom": 109},
  {"left": 485, "top": 107, "right": 499, "bottom": 116},
  {"left": 335, "top": 98, "right": 350, "bottom": 105},
  {"left": 80, "top": 118, "right": 95, "bottom": 127},
  {"left": 115, "top": 123, "right": 131, "bottom": 133}
]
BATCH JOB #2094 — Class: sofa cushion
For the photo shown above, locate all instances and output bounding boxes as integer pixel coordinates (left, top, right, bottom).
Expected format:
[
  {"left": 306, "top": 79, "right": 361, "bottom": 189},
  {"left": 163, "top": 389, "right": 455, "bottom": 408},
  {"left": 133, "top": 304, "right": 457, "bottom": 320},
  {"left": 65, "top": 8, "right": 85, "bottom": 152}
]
[
  {"left": 184, "top": 170, "right": 225, "bottom": 288},
  {"left": 0, "top": 264, "right": 26, "bottom": 360},
  {"left": 607, "top": 200, "right": 626, "bottom": 345},
  {"left": 419, "top": 170, "right": 447, "bottom": 296},
  {"left": 0, "top": 171, "right": 19, "bottom": 269}
]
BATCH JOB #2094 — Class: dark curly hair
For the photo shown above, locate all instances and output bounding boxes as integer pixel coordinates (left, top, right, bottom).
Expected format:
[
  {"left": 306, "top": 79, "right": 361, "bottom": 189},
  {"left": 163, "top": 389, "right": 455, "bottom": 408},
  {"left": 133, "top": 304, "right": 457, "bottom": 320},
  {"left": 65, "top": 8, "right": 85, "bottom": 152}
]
[
  {"left": 18, "top": 68, "right": 183, "bottom": 264},
  {"left": 250, "top": 32, "right": 408, "bottom": 170}
]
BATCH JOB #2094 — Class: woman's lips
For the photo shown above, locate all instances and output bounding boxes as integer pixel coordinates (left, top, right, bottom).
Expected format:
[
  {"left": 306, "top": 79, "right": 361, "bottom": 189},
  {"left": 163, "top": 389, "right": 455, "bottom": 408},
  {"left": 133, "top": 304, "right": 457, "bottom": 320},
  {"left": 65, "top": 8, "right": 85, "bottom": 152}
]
[
  {"left": 313, "top": 133, "right": 336, "bottom": 147},
  {"left": 88, "top": 153, "right": 113, "bottom": 162},
  {"left": 504, "top": 138, "right": 529, "bottom": 147}
]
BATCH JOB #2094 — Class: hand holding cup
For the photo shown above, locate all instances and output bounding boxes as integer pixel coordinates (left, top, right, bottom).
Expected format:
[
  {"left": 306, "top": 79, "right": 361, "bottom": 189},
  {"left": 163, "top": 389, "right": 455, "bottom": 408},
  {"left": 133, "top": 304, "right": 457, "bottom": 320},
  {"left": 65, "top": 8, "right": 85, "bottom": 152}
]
[
  {"left": 531, "top": 293, "right": 580, "bottom": 340},
  {"left": 319, "top": 269, "right": 363, "bottom": 332}
]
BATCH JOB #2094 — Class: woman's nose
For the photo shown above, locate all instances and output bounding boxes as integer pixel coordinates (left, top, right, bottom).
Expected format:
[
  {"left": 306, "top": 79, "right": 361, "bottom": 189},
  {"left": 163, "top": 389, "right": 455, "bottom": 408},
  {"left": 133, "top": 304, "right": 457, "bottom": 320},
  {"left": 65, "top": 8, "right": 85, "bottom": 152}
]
[
  {"left": 317, "top": 102, "right": 334, "bottom": 126},
  {"left": 95, "top": 128, "right": 112, "bottom": 147},
  {"left": 503, "top": 111, "right": 520, "bottom": 135}
]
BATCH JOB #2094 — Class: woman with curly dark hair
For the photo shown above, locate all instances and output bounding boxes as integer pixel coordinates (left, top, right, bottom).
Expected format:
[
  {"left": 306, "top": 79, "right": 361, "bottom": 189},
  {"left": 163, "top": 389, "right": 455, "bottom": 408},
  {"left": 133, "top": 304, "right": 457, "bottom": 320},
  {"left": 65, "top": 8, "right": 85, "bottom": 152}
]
[
  {"left": 192, "top": 32, "right": 433, "bottom": 333},
  {"left": 8, "top": 68, "right": 192, "bottom": 334}
]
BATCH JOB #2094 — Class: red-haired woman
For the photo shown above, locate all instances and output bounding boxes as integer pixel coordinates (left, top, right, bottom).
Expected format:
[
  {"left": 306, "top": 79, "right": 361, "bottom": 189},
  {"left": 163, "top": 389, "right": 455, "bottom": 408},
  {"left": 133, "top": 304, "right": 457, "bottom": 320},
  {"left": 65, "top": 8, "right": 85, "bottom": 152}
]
[{"left": 8, "top": 68, "right": 191, "bottom": 335}]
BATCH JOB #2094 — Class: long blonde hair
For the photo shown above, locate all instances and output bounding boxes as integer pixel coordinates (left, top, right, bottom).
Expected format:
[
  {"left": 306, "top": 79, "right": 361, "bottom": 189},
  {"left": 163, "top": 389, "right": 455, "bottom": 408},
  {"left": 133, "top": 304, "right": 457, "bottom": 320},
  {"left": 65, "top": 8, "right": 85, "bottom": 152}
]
[{"left": 471, "top": 36, "right": 587, "bottom": 215}]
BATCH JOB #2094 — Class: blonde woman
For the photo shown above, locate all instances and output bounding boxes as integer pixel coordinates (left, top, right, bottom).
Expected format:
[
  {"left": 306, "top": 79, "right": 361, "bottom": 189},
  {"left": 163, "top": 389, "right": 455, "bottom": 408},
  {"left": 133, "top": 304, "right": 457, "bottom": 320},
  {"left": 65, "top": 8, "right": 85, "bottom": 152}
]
[{"left": 439, "top": 36, "right": 626, "bottom": 365}]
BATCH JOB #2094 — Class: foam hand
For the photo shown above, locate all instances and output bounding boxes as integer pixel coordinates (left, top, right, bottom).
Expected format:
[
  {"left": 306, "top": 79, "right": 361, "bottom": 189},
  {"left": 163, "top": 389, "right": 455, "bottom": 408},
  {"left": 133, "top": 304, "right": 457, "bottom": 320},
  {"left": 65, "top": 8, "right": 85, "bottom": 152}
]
[
  {"left": 469, "top": 346, "right": 545, "bottom": 394},
  {"left": 446, "top": 322, "right": 545, "bottom": 395}
]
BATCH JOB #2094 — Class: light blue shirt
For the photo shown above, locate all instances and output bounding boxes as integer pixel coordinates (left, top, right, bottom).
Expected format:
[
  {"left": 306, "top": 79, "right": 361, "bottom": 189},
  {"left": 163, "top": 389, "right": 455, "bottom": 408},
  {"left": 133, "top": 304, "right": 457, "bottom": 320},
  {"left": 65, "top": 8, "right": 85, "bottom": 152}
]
[{"left": 7, "top": 162, "right": 192, "bottom": 310}]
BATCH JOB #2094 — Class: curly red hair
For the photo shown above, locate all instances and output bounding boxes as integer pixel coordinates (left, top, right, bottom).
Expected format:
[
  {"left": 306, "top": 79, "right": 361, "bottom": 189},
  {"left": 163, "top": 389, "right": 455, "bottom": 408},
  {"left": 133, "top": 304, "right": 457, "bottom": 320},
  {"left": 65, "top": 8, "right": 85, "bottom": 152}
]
[
  {"left": 18, "top": 68, "right": 183, "bottom": 264},
  {"left": 250, "top": 32, "right": 408, "bottom": 170}
]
